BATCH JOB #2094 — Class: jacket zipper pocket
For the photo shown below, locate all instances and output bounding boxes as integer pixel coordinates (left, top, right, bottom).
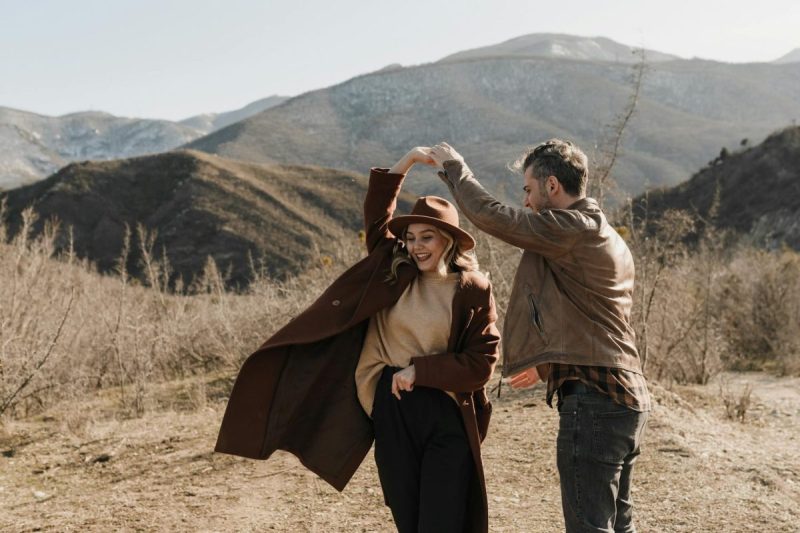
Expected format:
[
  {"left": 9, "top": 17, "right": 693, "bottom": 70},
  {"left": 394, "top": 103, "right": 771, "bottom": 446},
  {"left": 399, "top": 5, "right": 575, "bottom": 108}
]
[{"left": 527, "top": 294, "right": 549, "bottom": 344}]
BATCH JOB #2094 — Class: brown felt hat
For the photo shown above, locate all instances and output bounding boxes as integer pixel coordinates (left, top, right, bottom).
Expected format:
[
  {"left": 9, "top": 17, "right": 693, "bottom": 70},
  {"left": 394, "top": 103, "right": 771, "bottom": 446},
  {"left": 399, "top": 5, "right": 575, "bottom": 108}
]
[{"left": 388, "top": 196, "right": 476, "bottom": 251}]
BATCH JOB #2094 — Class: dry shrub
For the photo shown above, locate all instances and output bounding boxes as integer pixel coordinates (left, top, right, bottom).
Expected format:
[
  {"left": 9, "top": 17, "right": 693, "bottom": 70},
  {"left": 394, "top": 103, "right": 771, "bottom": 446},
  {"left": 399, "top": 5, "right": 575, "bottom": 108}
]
[
  {"left": 719, "top": 379, "right": 753, "bottom": 422},
  {"left": 0, "top": 207, "right": 81, "bottom": 417},
  {"left": 717, "top": 247, "right": 800, "bottom": 376},
  {"left": 0, "top": 204, "right": 365, "bottom": 419},
  {"left": 621, "top": 205, "right": 800, "bottom": 383}
]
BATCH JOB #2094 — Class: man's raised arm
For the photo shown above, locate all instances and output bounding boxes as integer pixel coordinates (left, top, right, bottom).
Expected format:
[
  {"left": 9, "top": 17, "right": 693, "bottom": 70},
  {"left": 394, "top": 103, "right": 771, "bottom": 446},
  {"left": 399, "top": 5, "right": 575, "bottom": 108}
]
[{"left": 429, "top": 143, "right": 588, "bottom": 257}]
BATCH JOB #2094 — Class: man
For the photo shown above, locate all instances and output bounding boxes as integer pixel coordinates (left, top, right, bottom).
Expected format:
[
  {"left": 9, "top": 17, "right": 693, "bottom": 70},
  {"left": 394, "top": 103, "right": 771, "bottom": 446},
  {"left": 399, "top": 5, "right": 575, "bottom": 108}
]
[{"left": 428, "top": 140, "right": 651, "bottom": 533}]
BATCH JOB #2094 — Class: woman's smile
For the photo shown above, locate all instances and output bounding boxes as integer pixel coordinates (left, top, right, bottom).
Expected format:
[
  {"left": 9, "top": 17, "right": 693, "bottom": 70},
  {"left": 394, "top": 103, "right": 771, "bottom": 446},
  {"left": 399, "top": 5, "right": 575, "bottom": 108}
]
[
  {"left": 405, "top": 223, "right": 451, "bottom": 274},
  {"left": 413, "top": 251, "right": 432, "bottom": 263}
]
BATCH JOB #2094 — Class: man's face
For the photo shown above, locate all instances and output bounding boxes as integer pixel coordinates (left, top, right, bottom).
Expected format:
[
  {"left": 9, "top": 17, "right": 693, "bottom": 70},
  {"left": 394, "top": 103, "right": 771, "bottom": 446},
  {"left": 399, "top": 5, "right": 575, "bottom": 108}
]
[{"left": 523, "top": 167, "right": 551, "bottom": 213}]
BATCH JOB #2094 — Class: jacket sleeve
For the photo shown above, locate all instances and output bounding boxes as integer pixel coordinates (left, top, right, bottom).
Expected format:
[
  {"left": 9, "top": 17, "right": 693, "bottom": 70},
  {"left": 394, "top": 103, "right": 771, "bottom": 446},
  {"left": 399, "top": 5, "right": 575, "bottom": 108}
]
[
  {"left": 439, "top": 160, "right": 593, "bottom": 257},
  {"left": 364, "top": 168, "right": 405, "bottom": 254},
  {"left": 411, "top": 285, "right": 500, "bottom": 393}
]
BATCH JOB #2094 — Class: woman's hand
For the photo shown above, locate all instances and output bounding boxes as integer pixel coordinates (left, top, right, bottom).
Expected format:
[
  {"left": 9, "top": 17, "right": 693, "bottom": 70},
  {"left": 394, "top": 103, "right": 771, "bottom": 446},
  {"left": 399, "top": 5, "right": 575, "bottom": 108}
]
[
  {"left": 388, "top": 147, "right": 436, "bottom": 175},
  {"left": 391, "top": 365, "right": 416, "bottom": 399}
]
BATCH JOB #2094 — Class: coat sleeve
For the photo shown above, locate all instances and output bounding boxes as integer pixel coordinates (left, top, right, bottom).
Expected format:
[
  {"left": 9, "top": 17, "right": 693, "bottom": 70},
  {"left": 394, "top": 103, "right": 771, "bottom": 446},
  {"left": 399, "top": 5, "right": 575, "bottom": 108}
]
[
  {"left": 411, "top": 284, "right": 500, "bottom": 393},
  {"left": 364, "top": 168, "right": 405, "bottom": 254},
  {"left": 439, "top": 160, "right": 594, "bottom": 257}
]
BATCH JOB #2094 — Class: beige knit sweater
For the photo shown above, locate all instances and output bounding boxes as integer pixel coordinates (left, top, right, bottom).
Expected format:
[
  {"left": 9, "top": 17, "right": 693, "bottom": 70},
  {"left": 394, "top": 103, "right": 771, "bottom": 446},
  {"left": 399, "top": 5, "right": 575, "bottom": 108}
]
[{"left": 355, "top": 271, "right": 459, "bottom": 416}]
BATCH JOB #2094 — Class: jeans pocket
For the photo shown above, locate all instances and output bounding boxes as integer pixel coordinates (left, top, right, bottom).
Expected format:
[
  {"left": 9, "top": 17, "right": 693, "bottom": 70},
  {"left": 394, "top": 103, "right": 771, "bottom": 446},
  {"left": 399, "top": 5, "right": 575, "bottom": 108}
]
[{"left": 590, "top": 408, "right": 641, "bottom": 464}]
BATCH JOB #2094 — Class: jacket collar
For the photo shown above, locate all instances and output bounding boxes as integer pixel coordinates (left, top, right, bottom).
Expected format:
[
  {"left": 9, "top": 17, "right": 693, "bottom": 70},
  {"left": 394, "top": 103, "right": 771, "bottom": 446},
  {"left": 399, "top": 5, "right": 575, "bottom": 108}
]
[{"left": 566, "top": 197, "right": 600, "bottom": 213}]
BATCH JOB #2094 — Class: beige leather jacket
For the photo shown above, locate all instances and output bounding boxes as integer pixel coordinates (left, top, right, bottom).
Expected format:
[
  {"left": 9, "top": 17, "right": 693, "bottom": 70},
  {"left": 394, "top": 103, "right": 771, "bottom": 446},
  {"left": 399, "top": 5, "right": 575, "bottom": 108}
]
[{"left": 440, "top": 160, "right": 642, "bottom": 377}]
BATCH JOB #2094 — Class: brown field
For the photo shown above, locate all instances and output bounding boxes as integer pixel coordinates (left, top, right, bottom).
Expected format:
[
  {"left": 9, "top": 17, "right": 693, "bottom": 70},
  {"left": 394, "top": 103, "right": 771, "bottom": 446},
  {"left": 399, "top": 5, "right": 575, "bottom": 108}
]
[{"left": 1, "top": 371, "right": 798, "bottom": 532}]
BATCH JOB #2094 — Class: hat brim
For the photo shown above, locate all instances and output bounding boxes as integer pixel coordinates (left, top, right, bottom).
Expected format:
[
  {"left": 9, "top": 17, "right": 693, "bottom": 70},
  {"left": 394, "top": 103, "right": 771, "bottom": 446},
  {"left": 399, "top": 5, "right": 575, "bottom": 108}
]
[{"left": 388, "top": 215, "right": 476, "bottom": 251}]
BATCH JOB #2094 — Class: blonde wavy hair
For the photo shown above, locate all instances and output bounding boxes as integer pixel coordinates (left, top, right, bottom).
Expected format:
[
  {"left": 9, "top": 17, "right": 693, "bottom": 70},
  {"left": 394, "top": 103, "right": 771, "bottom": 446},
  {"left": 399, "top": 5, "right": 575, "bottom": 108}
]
[{"left": 385, "top": 226, "right": 479, "bottom": 284}]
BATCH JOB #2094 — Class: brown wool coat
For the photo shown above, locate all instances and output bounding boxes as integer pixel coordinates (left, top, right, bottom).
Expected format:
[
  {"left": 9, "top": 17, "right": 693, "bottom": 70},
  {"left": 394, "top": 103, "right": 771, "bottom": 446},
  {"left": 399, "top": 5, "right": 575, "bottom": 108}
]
[{"left": 215, "top": 168, "right": 500, "bottom": 533}]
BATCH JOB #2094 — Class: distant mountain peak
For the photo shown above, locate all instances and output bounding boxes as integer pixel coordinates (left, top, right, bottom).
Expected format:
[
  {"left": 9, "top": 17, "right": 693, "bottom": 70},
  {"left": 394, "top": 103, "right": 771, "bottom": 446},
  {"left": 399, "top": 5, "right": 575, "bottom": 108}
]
[
  {"left": 773, "top": 47, "right": 800, "bottom": 64},
  {"left": 0, "top": 95, "right": 292, "bottom": 190},
  {"left": 438, "top": 33, "right": 681, "bottom": 64},
  {"left": 59, "top": 110, "right": 116, "bottom": 119},
  {"left": 178, "top": 95, "right": 290, "bottom": 134},
  {"left": 0, "top": 107, "right": 205, "bottom": 190}
]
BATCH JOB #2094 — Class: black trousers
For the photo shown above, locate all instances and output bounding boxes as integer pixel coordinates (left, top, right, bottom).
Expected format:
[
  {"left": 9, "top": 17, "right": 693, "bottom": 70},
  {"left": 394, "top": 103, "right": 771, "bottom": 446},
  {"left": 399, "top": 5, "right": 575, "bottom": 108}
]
[{"left": 372, "top": 366, "right": 472, "bottom": 533}]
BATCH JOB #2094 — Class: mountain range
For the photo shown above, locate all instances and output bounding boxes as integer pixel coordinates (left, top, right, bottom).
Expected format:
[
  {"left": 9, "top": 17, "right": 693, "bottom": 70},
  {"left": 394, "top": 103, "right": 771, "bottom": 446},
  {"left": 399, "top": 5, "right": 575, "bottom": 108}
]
[
  {"left": 0, "top": 96, "right": 288, "bottom": 190},
  {"left": 185, "top": 34, "right": 800, "bottom": 201}
]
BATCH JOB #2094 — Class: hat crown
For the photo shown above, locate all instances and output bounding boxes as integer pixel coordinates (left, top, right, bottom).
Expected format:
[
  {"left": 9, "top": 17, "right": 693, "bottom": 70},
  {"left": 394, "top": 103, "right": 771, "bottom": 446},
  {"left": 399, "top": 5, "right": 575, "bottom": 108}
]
[
  {"left": 387, "top": 195, "right": 476, "bottom": 251},
  {"left": 409, "top": 196, "right": 460, "bottom": 227}
]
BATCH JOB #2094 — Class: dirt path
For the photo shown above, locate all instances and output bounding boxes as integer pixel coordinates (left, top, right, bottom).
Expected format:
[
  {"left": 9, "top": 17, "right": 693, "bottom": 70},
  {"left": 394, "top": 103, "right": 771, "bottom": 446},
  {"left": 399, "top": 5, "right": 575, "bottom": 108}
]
[{"left": 1, "top": 372, "right": 798, "bottom": 532}]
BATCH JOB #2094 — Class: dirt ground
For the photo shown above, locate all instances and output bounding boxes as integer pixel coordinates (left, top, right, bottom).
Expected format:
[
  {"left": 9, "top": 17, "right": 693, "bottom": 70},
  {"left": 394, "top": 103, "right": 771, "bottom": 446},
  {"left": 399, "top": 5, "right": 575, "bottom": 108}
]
[{"left": 1, "top": 371, "right": 798, "bottom": 532}]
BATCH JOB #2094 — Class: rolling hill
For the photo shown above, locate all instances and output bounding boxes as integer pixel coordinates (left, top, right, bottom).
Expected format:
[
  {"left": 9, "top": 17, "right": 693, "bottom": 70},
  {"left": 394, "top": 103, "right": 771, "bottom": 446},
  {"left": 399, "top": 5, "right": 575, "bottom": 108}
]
[
  {"left": 632, "top": 125, "right": 800, "bottom": 249},
  {"left": 0, "top": 150, "right": 414, "bottom": 286}
]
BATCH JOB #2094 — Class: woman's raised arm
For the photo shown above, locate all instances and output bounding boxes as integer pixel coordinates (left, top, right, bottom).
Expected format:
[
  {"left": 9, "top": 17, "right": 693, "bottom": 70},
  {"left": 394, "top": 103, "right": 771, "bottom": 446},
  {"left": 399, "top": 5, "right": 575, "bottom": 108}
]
[{"left": 363, "top": 147, "right": 436, "bottom": 253}]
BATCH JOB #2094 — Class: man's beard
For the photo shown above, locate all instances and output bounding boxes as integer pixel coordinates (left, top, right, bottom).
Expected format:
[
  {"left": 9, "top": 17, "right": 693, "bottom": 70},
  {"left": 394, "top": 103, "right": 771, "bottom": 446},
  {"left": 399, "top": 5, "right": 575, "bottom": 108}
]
[{"left": 537, "top": 183, "right": 553, "bottom": 212}]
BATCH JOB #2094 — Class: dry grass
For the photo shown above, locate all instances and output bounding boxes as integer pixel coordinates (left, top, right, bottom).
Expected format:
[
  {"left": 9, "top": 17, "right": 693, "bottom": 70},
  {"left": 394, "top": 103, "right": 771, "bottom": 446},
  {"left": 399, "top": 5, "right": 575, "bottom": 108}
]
[
  {"left": 0, "top": 201, "right": 365, "bottom": 419},
  {"left": 1, "top": 199, "right": 798, "bottom": 421}
]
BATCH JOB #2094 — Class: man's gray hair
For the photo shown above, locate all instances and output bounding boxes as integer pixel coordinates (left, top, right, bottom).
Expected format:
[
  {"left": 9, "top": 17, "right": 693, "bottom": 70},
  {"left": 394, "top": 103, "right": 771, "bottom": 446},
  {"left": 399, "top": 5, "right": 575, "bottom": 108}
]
[{"left": 509, "top": 139, "right": 588, "bottom": 197}]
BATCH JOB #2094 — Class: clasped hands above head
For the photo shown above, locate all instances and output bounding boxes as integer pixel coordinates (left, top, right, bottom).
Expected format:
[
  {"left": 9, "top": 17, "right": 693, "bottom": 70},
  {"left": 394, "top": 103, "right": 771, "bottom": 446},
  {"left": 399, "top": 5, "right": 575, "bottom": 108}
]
[{"left": 393, "top": 143, "right": 465, "bottom": 175}]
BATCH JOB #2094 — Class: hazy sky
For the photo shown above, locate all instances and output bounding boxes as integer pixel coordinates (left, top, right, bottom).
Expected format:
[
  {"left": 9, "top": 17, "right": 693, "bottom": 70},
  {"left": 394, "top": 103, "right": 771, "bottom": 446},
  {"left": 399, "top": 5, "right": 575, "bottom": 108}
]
[{"left": 2, "top": 0, "right": 798, "bottom": 121}]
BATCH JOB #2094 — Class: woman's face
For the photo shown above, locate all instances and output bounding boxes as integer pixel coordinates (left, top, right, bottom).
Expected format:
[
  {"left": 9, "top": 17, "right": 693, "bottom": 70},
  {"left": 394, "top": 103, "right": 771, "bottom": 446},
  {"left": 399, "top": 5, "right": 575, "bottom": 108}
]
[{"left": 405, "top": 223, "right": 451, "bottom": 274}]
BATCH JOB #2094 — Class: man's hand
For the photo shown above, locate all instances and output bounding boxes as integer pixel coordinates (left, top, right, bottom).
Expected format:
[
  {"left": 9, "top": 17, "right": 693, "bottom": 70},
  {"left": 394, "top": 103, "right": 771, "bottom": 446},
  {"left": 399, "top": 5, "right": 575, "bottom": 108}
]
[
  {"left": 509, "top": 367, "right": 540, "bottom": 389},
  {"left": 429, "top": 142, "right": 465, "bottom": 169},
  {"left": 391, "top": 365, "right": 416, "bottom": 399},
  {"left": 389, "top": 147, "right": 436, "bottom": 175}
]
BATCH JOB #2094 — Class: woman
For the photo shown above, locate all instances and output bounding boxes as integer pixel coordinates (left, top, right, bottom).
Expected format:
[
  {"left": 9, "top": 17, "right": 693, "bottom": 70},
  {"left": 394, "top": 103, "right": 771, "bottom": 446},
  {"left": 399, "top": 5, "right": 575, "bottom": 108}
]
[{"left": 215, "top": 147, "right": 500, "bottom": 533}]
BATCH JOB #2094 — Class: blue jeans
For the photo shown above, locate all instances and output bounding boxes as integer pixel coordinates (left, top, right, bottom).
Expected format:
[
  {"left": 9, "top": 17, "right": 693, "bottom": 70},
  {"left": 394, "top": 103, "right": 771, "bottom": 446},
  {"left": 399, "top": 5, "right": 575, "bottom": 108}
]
[{"left": 557, "top": 390, "right": 649, "bottom": 532}]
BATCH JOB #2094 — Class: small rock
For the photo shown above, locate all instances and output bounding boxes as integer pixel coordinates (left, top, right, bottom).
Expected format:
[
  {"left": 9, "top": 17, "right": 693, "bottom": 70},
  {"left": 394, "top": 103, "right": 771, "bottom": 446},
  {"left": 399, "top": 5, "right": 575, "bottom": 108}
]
[
  {"left": 32, "top": 490, "right": 48, "bottom": 500},
  {"left": 92, "top": 454, "right": 112, "bottom": 464},
  {"left": 1, "top": 449, "right": 14, "bottom": 458}
]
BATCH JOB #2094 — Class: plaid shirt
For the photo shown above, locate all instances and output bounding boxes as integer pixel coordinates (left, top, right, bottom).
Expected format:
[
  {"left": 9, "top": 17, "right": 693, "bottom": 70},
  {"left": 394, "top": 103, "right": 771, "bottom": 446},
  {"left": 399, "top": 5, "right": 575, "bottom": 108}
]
[{"left": 545, "top": 363, "right": 651, "bottom": 412}]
